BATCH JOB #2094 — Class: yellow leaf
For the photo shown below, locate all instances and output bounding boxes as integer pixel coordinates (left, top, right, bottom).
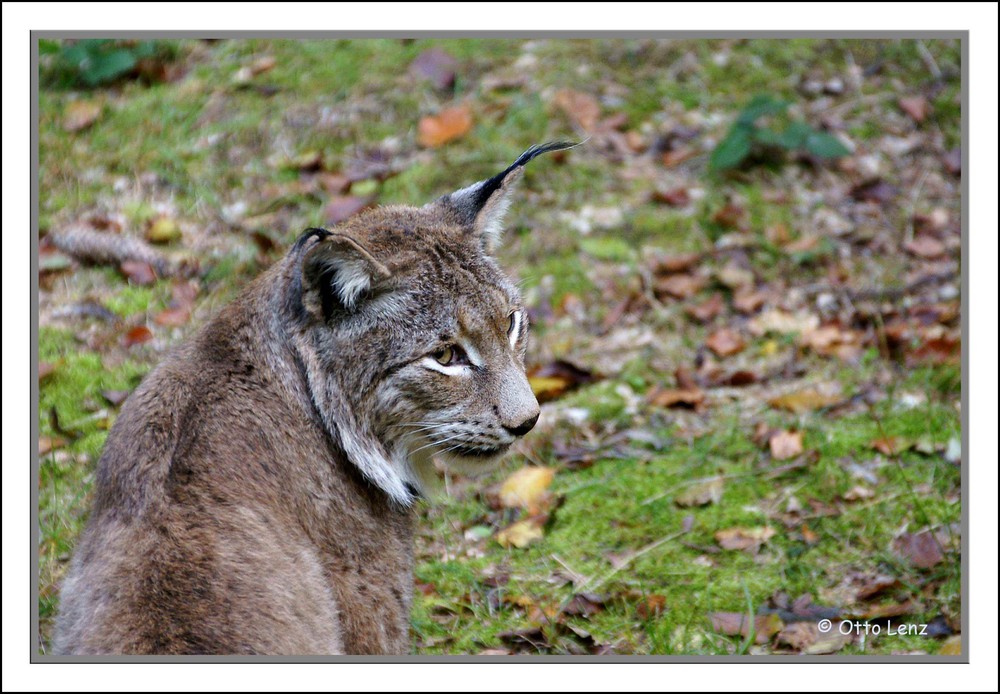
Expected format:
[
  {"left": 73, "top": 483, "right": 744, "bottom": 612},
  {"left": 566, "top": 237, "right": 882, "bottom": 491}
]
[
  {"left": 418, "top": 105, "right": 473, "bottom": 147},
  {"left": 938, "top": 634, "right": 962, "bottom": 656},
  {"left": 495, "top": 519, "right": 544, "bottom": 549},
  {"left": 528, "top": 375, "right": 570, "bottom": 400},
  {"left": 499, "top": 466, "right": 555, "bottom": 514}
]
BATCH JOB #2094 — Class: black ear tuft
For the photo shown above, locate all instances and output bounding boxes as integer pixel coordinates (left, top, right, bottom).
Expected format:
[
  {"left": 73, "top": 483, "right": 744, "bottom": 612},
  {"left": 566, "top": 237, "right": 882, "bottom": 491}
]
[
  {"left": 460, "top": 141, "right": 578, "bottom": 218},
  {"left": 440, "top": 141, "right": 579, "bottom": 252}
]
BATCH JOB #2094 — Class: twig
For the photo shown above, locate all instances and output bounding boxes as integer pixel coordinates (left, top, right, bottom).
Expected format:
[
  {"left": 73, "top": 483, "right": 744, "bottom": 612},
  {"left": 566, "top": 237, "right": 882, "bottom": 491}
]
[{"left": 916, "top": 41, "right": 942, "bottom": 80}]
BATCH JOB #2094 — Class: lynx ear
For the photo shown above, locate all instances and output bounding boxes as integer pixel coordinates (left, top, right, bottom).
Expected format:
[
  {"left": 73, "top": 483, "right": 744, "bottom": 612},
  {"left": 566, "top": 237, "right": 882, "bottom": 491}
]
[
  {"left": 442, "top": 141, "right": 577, "bottom": 252},
  {"left": 300, "top": 229, "right": 391, "bottom": 319}
]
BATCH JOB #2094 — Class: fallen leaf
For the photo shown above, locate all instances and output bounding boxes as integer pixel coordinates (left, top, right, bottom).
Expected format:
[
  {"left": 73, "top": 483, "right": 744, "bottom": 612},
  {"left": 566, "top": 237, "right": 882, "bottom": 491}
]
[
  {"left": 648, "top": 386, "right": 704, "bottom": 410},
  {"left": 712, "top": 203, "right": 746, "bottom": 230},
  {"left": 709, "top": 612, "right": 783, "bottom": 644},
  {"left": 636, "top": 595, "right": 667, "bottom": 619},
  {"left": 769, "top": 430, "right": 804, "bottom": 460},
  {"left": 120, "top": 260, "right": 157, "bottom": 286},
  {"left": 527, "top": 360, "right": 598, "bottom": 403},
  {"left": 409, "top": 48, "right": 457, "bottom": 90},
  {"left": 654, "top": 273, "right": 706, "bottom": 300},
  {"left": 749, "top": 309, "right": 819, "bottom": 336},
  {"left": 324, "top": 195, "right": 372, "bottom": 224},
  {"left": 850, "top": 179, "right": 898, "bottom": 204},
  {"left": 648, "top": 251, "right": 701, "bottom": 275},
  {"left": 903, "top": 235, "right": 946, "bottom": 259},
  {"left": 800, "top": 324, "right": 863, "bottom": 361},
  {"left": 870, "top": 437, "right": 908, "bottom": 456},
  {"left": 122, "top": 325, "right": 153, "bottom": 348},
  {"left": 146, "top": 217, "right": 182, "bottom": 244},
  {"left": 39, "top": 436, "right": 68, "bottom": 456},
  {"left": 898, "top": 95, "right": 930, "bottom": 123},
  {"left": 499, "top": 466, "right": 555, "bottom": 515},
  {"left": 564, "top": 593, "right": 606, "bottom": 617},
  {"left": 686, "top": 293, "right": 725, "bottom": 323},
  {"left": 39, "top": 362, "right": 57, "bottom": 382},
  {"left": 100, "top": 389, "right": 131, "bottom": 407},
  {"left": 801, "top": 525, "right": 820, "bottom": 545},
  {"left": 154, "top": 306, "right": 191, "bottom": 327},
  {"left": 705, "top": 328, "right": 746, "bottom": 357},
  {"left": 777, "top": 622, "right": 850, "bottom": 654},
  {"left": 674, "top": 477, "right": 724, "bottom": 507},
  {"left": 842, "top": 485, "right": 875, "bottom": 502},
  {"left": 552, "top": 89, "right": 601, "bottom": 131},
  {"left": 661, "top": 146, "right": 697, "bottom": 167},
  {"left": 768, "top": 386, "right": 842, "bottom": 413},
  {"left": 893, "top": 529, "right": 945, "bottom": 569},
  {"left": 417, "top": 105, "right": 473, "bottom": 147},
  {"left": 653, "top": 187, "right": 690, "bottom": 207},
  {"left": 63, "top": 100, "right": 102, "bottom": 132},
  {"left": 715, "top": 526, "right": 776, "bottom": 551},
  {"left": 495, "top": 518, "right": 545, "bottom": 549},
  {"left": 732, "top": 286, "right": 767, "bottom": 314},
  {"left": 715, "top": 263, "right": 755, "bottom": 290}
]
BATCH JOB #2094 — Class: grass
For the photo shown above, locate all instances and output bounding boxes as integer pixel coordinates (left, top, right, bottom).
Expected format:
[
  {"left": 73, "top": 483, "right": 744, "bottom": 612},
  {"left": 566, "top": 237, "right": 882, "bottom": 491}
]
[{"left": 37, "top": 37, "right": 962, "bottom": 656}]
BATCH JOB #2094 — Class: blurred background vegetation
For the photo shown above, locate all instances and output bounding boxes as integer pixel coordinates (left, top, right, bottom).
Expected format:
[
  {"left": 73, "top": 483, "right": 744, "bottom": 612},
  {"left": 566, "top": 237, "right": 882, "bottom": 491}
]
[{"left": 38, "top": 37, "right": 961, "bottom": 656}]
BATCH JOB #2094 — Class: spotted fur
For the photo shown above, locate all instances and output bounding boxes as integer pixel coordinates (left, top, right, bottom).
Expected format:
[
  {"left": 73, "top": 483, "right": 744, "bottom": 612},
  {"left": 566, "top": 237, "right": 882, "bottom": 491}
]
[{"left": 51, "top": 143, "right": 573, "bottom": 655}]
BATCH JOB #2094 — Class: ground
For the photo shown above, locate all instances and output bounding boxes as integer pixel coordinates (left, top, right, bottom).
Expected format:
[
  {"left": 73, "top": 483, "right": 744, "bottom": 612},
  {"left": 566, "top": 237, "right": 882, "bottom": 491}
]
[{"left": 37, "top": 37, "right": 962, "bottom": 656}]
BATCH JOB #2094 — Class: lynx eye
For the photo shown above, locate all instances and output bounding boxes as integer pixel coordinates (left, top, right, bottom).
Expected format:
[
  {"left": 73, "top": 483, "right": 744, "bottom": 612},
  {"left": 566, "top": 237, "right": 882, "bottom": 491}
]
[
  {"left": 432, "top": 345, "right": 467, "bottom": 366},
  {"left": 507, "top": 312, "right": 517, "bottom": 335}
]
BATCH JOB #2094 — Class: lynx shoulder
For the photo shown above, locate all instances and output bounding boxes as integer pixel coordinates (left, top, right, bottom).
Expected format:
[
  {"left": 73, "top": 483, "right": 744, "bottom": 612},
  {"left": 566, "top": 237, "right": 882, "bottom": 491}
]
[{"left": 52, "top": 142, "right": 574, "bottom": 655}]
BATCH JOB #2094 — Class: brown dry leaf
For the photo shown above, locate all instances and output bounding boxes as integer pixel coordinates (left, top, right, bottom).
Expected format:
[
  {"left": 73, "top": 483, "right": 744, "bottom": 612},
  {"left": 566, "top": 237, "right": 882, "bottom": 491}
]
[
  {"left": 769, "top": 430, "right": 804, "bottom": 460},
  {"left": 715, "top": 263, "right": 755, "bottom": 290},
  {"left": 800, "top": 325, "right": 863, "bottom": 361},
  {"left": 64, "top": 100, "right": 102, "bottom": 132},
  {"left": 943, "top": 147, "right": 961, "bottom": 176},
  {"left": 648, "top": 386, "right": 704, "bottom": 410},
  {"left": 674, "top": 477, "right": 724, "bottom": 508},
  {"left": 648, "top": 251, "right": 701, "bottom": 275},
  {"left": 39, "top": 362, "right": 57, "bottom": 382},
  {"left": 893, "top": 529, "right": 945, "bottom": 569},
  {"left": 733, "top": 286, "right": 767, "bottom": 315},
  {"left": 154, "top": 306, "right": 191, "bottom": 327},
  {"left": 903, "top": 235, "right": 946, "bottom": 259},
  {"left": 495, "top": 518, "right": 545, "bottom": 549},
  {"left": 324, "top": 195, "right": 373, "bottom": 224},
  {"left": 801, "top": 525, "right": 820, "bottom": 545},
  {"left": 686, "top": 293, "right": 725, "bottom": 323},
  {"left": 712, "top": 203, "right": 746, "bottom": 230},
  {"left": 552, "top": 89, "right": 601, "bottom": 131},
  {"left": 709, "top": 612, "right": 783, "bottom": 645},
  {"left": 908, "top": 334, "right": 960, "bottom": 366},
  {"left": 749, "top": 309, "right": 819, "bottom": 336},
  {"left": 898, "top": 95, "right": 930, "bottom": 123},
  {"left": 409, "top": 48, "right": 457, "bottom": 90},
  {"left": 564, "top": 593, "right": 606, "bottom": 617},
  {"left": 527, "top": 360, "right": 598, "bottom": 403},
  {"left": 715, "top": 526, "right": 776, "bottom": 551},
  {"left": 653, "top": 187, "right": 690, "bottom": 207},
  {"left": 101, "top": 389, "right": 131, "bottom": 407},
  {"left": 654, "top": 273, "right": 706, "bottom": 300},
  {"left": 842, "top": 485, "right": 875, "bottom": 502},
  {"left": 122, "top": 325, "right": 153, "bottom": 348},
  {"left": 661, "top": 146, "right": 697, "bottom": 168},
  {"left": 636, "top": 595, "right": 667, "bottom": 620},
  {"left": 871, "top": 437, "right": 908, "bottom": 456},
  {"left": 768, "top": 386, "right": 841, "bottom": 413},
  {"left": 938, "top": 635, "right": 962, "bottom": 656},
  {"left": 418, "top": 105, "right": 474, "bottom": 147},
  {"left": 499, "top": 466, "right": 555, "bottom": 515},
  {"left": 39, "top": 436, "right": 68, "bottom": 456},
  {"left": 705, "top": 328, "right": 745, "bottom": 357},
  {"left": 851, "top": 179, "right": 898, "bottom": 204},
  {"left": 120, "top": 260, "right": 158, "bottom": 286}
]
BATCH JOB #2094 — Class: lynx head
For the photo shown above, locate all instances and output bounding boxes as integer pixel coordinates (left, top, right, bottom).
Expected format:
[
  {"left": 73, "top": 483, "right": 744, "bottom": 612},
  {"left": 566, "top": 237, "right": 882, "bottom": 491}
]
[{"left": 288, "top": 142, "right": 575, "bottom": 506}]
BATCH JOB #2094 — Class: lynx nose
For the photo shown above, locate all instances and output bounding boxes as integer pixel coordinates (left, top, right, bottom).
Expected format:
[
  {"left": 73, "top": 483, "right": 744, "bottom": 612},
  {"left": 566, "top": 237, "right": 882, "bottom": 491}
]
[{"left": 504, "top": 412, "right": 539, "bottom": 437}]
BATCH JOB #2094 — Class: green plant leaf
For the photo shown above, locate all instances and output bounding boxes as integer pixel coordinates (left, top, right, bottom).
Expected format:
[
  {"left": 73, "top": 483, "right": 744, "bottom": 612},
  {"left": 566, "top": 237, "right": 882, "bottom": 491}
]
[
  {"left": 39, "top": 39, "right": 61, "bottom": 56},
  {"left": 710, "top": 126, "right": 753, "bottom": 171},
  {"left": 83, "top": 49, "right": 137, "bottom": 86},
  {"left": 778, "top": 121, "right": 813, "bottom": 149},
  {"left": 804, "top": 131, "right": 850, "bottom": 159},
  {"left": 752, "top": 128, "right": 783, "bottom": 147},
  {"left": 737, "top": 94, "right": 788, "bottom": 125}
]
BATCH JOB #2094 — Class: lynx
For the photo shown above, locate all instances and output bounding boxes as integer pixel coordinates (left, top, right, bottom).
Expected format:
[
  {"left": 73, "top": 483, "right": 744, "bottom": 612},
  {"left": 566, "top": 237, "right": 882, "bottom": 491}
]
[{"left": 52, "top": 142, "right": 574, "bottom": 655}]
